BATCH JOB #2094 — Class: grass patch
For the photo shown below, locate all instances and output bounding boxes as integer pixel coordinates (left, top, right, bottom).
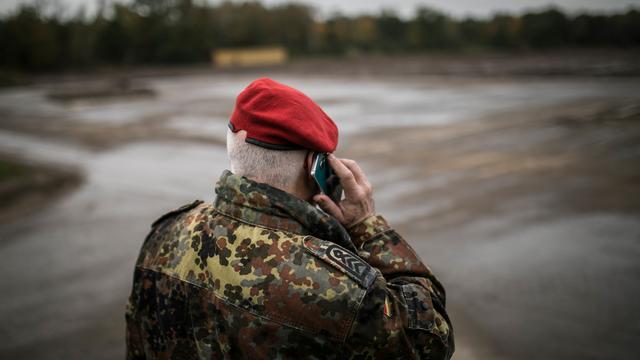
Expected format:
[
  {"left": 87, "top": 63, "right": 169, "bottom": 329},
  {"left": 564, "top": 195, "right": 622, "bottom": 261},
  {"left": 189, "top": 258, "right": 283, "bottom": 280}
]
[
  {"left": 0, "top": 159, "right": 29, "bottom": 181},
  {"left": 0, "top": 158, "right": 82, "bottom": 222},
  {"left": 0, "top": 70, "right": 30, "bottom": 87}
]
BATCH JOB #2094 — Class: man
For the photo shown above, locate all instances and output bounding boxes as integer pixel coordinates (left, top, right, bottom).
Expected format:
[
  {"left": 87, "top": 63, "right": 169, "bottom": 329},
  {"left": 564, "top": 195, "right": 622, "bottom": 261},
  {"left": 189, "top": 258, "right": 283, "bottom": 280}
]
[{"left": 126, "top": 78, "right": 454, "bottom": 359}]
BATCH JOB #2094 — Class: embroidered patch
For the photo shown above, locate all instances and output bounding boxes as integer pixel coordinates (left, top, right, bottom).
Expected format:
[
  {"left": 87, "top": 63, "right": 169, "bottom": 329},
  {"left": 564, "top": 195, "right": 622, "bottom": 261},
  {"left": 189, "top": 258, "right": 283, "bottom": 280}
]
[
  {"left": 303, "top": 238, "right": 376, "bottom": 288},
  {"left": 326, "top": 244, "right": 373, "bottom": 283}
]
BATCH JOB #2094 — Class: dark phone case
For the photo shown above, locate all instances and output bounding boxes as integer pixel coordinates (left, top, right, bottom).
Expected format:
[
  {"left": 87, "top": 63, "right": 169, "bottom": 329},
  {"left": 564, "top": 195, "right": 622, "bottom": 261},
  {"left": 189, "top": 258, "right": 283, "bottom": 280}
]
[{"left": 311, "top": 153, "right": 343, "bottom": 203}]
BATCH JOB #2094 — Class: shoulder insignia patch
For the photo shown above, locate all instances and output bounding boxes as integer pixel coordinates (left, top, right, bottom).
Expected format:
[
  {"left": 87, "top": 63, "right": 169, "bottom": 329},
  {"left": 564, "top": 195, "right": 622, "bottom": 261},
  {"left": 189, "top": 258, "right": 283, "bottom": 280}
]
[
  {"left": 303, "top": 237, "right": 377, "bottom": 289},
  {"left": 151, "top": 200, "right": 204, "bottom": 228}
]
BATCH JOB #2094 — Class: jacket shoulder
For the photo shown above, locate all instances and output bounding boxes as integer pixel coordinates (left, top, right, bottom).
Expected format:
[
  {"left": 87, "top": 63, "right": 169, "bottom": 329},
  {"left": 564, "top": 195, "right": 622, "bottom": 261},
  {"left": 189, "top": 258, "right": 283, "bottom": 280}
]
[
  {"left": 137, "top": 200, "right": 211, "bottom": 268},
  {"left": 151, "top": 200, "right": 204, "bottom": 228}
]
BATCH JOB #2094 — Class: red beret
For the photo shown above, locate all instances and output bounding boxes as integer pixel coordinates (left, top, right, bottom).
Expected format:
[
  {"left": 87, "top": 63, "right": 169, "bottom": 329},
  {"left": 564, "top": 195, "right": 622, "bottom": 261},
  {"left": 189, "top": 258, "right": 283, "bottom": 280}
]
[{"left": 229, "top": 78, "right": 338, "bottom": 152}]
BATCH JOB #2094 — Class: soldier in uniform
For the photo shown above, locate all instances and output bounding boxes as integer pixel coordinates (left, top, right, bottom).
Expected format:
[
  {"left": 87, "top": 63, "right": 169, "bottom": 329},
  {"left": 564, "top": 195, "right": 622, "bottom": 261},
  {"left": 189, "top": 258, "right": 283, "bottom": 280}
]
[{"left": 126, "top": 78, "right": 454, "bottom": 359}]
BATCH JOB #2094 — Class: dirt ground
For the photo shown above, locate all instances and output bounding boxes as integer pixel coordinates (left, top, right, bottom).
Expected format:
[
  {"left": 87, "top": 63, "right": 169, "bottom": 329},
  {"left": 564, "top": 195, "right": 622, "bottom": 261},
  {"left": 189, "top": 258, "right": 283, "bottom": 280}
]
[{"left": 1, "top": 53, "right": 639, "bottom": 359}]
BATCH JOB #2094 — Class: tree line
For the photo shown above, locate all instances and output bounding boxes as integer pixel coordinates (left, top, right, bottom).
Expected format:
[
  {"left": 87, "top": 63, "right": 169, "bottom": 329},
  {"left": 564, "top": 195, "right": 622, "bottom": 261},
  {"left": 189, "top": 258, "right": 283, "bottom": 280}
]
[{"left": 1, "top": 0, "right": 639, "bottom": 72}]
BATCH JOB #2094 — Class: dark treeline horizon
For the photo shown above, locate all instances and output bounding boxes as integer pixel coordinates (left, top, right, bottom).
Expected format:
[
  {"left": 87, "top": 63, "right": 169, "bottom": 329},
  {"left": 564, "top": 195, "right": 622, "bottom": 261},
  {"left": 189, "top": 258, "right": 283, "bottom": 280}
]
[{"left": 1, "top": 0, "right": 639, "bottom": 72}]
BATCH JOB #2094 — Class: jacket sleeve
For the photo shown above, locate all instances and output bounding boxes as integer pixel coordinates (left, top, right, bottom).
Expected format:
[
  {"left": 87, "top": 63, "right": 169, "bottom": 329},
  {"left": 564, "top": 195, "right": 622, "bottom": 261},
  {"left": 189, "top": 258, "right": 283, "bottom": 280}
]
[
  {"left": 343, "top": 215, "right": 455, "bottom": 359},
  {"left": 125, "top": 269, "right": 147, "bottom": 360}
]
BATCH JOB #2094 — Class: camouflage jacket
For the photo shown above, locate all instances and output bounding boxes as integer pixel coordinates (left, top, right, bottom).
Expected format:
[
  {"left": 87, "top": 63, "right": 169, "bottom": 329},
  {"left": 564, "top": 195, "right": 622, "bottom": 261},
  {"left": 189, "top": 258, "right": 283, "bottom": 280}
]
[{"left": 126, "top": 170, "right": 454, "bottom": 359}]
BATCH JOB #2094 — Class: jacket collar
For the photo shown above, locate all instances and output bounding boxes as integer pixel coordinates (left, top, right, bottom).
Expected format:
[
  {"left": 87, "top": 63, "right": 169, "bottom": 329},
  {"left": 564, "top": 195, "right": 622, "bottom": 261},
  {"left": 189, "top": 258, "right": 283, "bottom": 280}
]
[{"left": 213, "top": 170, "right": 355, "bottom": 251}]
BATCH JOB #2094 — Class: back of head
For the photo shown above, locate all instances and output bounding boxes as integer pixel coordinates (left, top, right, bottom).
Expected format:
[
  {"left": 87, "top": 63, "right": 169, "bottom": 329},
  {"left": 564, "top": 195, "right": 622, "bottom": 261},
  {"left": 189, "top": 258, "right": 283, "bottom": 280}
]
[{"left": 226, "top": 129, "right": 307, "bottom": 190}]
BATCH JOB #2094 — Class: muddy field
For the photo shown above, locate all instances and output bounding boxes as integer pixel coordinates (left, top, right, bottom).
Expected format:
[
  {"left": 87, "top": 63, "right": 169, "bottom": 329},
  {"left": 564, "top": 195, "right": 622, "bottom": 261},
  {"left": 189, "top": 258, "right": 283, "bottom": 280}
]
[{"left": 1, "top": 54, "right": 639, "bottom": 359}]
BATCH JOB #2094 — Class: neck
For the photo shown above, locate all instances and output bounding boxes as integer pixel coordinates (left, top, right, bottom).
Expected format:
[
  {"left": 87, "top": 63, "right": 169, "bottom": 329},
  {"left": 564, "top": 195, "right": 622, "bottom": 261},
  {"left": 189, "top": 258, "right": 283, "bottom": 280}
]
[{"left": 244, "top": 174, "right": 314, "bottom": 202}]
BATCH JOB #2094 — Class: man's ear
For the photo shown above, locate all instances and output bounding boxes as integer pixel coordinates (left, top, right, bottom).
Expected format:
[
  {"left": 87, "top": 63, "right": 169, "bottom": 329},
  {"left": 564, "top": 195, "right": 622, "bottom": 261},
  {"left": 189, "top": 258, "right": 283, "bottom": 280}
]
[
  {"left": 305, "top": 151, "right": 320, "bottom": 196},
  {"left": 304, "top": 151, "right": 315, "bottom": 173}
]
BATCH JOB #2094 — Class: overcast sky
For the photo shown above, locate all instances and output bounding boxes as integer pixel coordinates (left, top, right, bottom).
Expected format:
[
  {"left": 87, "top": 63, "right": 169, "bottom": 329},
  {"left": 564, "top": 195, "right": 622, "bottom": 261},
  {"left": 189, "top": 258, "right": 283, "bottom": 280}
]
[{"left": 1, "top": 0, "right": 639, "bottom": 18}]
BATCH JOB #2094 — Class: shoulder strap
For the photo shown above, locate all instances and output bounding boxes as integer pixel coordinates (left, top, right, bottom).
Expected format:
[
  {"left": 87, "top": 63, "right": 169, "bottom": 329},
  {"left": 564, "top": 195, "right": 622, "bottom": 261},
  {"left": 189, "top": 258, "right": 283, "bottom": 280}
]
[{"left": 151, "top": 200, "right": 204, "bottom": 228}]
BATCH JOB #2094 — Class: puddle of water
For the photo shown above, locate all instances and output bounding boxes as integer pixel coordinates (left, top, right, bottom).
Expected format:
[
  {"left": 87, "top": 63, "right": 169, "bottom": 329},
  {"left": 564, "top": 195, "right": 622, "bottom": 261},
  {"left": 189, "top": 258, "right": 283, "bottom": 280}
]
[
  {"left": 165, "top": 114, "right": 229, "bottom": 142},
  {"left": 0, "top": 130, "right": 89, "bottom": 166},
  {"left": 0, "top": 140, "right": 229, "bottom": 353},
  {"left": 4, "top": 75, "right": 640, "bottom": 139}
]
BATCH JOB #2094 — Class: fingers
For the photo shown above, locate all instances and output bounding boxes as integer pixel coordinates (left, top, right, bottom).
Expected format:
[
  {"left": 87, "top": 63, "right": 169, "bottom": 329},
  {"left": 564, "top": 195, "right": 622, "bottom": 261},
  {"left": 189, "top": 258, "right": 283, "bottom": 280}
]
[
  {"left": 318, "top": 157, "right": 376, "bottom": 227},
  {"left": 327, "top": 154, "right": 359, "bottom": 196},
  {"left": 339, "top": 158, "right": 371, "bottom": 190},
  {"left": 329, "top": 155, "right": 372, "bottom": 198},
  {"left": 313, "top": 194, "right": 344, "bottom": 222}
]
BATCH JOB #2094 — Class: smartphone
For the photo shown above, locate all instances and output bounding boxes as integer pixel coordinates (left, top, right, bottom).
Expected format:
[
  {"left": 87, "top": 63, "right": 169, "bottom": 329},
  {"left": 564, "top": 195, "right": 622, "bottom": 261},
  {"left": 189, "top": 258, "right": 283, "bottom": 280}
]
[{"left": 311, "top": 153, "right": 343, "bottom": 204}]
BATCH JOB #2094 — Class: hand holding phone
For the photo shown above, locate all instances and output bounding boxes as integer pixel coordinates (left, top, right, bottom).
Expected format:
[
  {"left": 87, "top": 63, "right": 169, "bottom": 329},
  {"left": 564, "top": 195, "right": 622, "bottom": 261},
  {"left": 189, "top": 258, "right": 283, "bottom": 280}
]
[
  {"left": 313, "top": 154, "right": 375, "bottom": 228},
  {"left": 311, "top": 153, "right": 343, "bottom": 204}
]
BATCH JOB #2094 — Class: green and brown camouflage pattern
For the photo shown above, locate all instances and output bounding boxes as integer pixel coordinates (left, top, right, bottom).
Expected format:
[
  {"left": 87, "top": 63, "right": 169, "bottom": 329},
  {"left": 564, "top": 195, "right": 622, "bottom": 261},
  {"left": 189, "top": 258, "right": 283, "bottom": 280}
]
[{"left": 126, "top": 170, "right": 454, "bottom": 359}]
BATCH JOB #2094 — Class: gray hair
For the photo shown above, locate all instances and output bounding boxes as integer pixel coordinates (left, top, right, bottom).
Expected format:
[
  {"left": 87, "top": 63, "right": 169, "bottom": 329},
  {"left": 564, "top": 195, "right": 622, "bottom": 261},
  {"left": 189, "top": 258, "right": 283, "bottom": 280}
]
[{"left": 226, "top": 129, "right": 308, "bottom": 188}]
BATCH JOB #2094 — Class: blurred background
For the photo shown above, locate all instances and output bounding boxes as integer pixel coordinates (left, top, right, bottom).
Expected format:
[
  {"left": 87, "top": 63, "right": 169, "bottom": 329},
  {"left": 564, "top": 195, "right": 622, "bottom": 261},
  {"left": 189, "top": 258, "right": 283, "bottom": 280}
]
[{"left": 1, "top": 0, "right": 639, "bottom": 359}]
